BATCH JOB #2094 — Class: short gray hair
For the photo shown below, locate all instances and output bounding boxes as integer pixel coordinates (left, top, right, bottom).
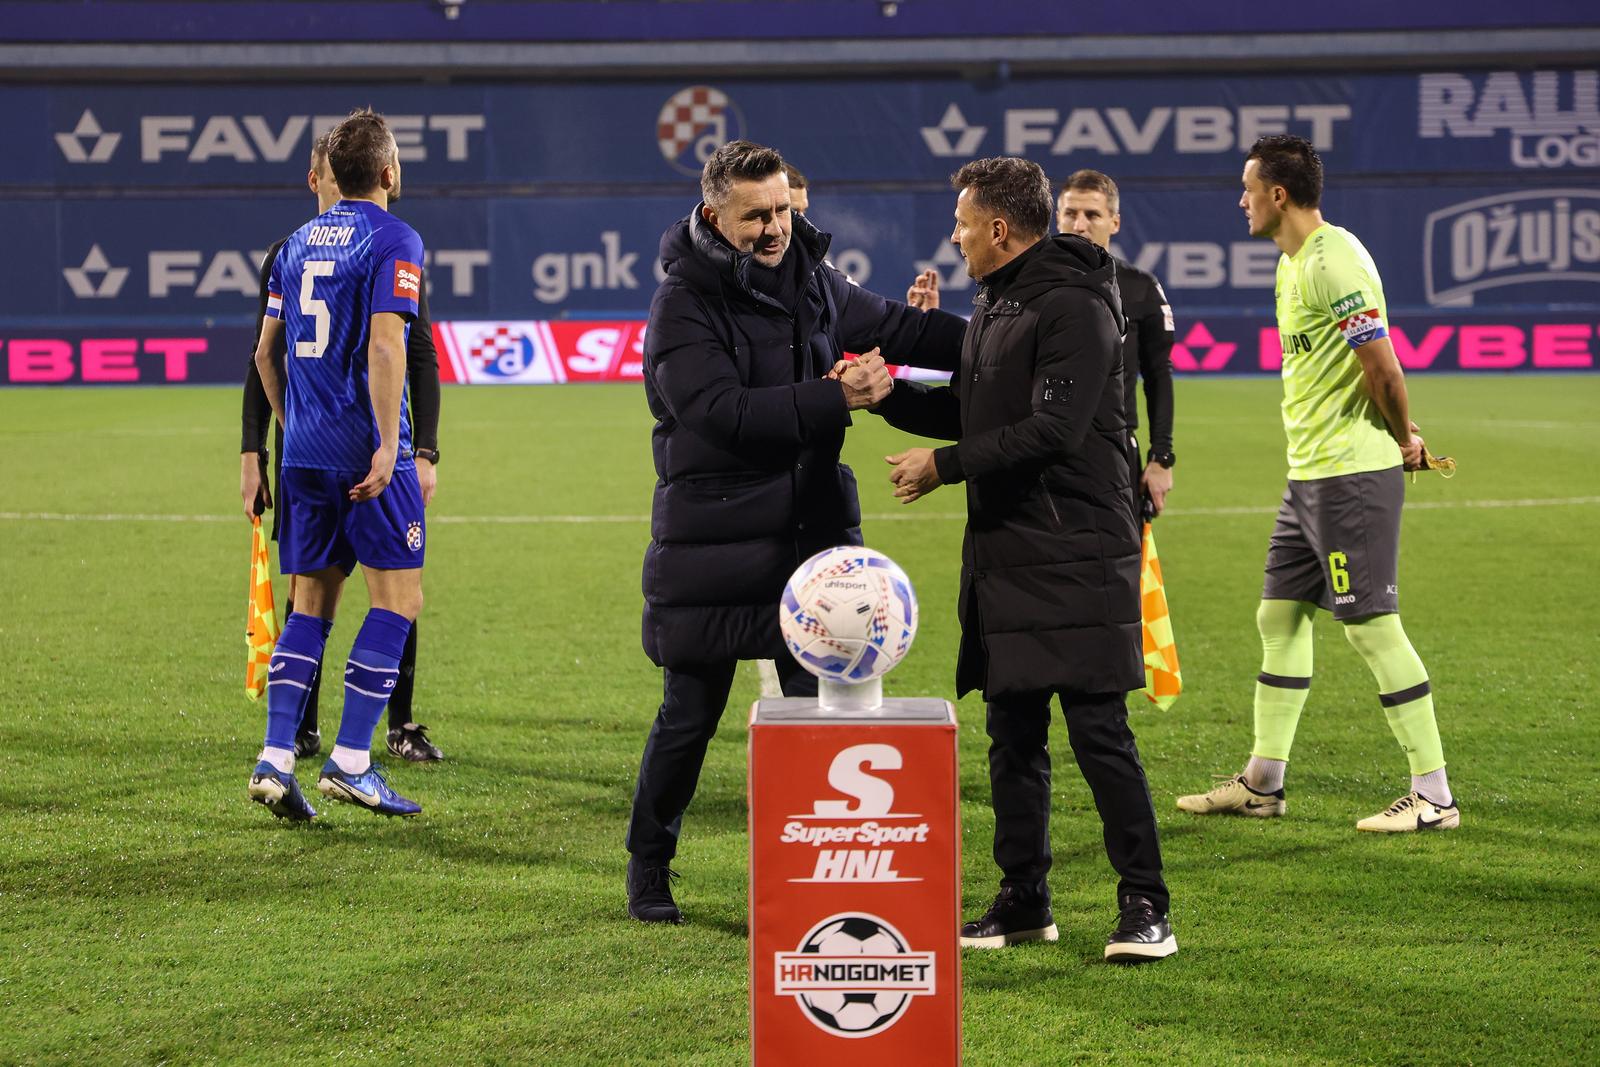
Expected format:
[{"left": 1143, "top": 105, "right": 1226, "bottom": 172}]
[
  {"left": 701, "top": 140, "right": 785, "bottom": 208},
  {"left": 952, "top": 157, "right": 1052, "bottom": 240}
]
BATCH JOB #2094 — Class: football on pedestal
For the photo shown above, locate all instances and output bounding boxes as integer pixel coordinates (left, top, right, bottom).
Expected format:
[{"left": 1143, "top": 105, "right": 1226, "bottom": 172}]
[{"left": 779, "top": 546, "right": 918, "bottom": 711}]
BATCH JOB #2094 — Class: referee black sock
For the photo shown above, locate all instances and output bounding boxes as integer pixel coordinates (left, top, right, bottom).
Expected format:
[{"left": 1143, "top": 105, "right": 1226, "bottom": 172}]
[{"left": 388, "top": 620, "right": 419, "bottom": 731}]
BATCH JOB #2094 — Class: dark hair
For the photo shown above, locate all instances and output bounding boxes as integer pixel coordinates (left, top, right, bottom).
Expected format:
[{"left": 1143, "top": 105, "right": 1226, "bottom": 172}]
[
  {"left": 1247, "top": 134, "right": 1323, "bottom": 209},
  {"left": 310, "top": 132, "right": 331, "bottom": 171},
  {"left": 701, "top": 140, "right": 785, "bottom": 207},
  {"left": 1060, "top": 168, "right": 1119, "bottom": 214},
  {"left": 325, "top": 108, "right": 394, "bottom": 196},
  {"left": 951, "top": 157, "right": 1052, "bottom": 240},
  {"left": 782, "top": 161, "right": 808, "bottom": 191}
]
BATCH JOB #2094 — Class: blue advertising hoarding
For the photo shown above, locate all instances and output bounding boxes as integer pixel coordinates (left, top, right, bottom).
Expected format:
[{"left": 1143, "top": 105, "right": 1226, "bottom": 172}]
[
  {"left": 8, "top": 184, "right": 1597, "bottom": 323},
  {"left": 3, "top": 68, "right": 1596, "bottom": 380},
  {"left": 7, "top": 69, "right": 1598, "bottom": 189}
]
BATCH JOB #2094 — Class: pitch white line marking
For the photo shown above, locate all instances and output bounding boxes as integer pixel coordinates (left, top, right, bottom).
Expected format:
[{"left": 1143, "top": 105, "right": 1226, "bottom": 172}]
[{"left": 5, "top": 496, "right": 1599, "bottom": 526}]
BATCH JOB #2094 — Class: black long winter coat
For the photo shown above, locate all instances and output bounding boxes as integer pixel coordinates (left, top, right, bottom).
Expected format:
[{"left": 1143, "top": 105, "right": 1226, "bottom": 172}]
[
  {"left": 641, "top": 208, "right": 966, "bottom": 669},
  {"left": 875, "top": 234, "right": 1144, "bottom": 700}
]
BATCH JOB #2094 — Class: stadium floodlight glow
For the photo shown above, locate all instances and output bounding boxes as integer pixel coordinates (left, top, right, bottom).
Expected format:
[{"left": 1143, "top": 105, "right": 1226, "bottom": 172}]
[{"left": 779, "top": 546, "right": 919, "bottom": 713}]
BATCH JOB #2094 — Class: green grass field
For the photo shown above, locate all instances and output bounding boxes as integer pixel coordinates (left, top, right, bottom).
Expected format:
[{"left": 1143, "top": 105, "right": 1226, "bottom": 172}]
[{"left": 2, "top": 377, "right": 1597, "bottom": 1065}]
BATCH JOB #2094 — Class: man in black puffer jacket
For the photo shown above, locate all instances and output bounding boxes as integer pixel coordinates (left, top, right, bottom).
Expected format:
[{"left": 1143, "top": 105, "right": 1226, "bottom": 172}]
[
  {"left": 880, "top": 157, "right": 1176, "bottom": 964},
  {"left": 626, "top": 141, "right": 967, "bottom": 924}
]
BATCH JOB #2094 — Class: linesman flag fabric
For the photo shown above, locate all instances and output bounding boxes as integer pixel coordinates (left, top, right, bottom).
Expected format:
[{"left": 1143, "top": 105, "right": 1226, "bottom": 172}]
[
  {"left": 245, "top": 516, "right": 282, "bottom": 701},
  {"left": 1139, "top": 521, "right": 1182, "bottom": 710}
]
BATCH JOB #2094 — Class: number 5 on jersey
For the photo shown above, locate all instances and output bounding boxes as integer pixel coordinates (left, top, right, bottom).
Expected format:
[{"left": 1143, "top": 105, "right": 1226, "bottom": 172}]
[{"left": 296, "top": 260, "right": 336, "bottom": 358}]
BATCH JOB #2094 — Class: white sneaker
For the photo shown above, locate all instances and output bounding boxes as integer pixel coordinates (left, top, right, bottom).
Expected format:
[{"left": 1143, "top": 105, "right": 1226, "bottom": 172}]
[
  {"left": 1356, "top": 791, "right": 1460, "bottom": 833},
  {"left": 1175, "top": 774, "right": 1285, "bottom": 817}
]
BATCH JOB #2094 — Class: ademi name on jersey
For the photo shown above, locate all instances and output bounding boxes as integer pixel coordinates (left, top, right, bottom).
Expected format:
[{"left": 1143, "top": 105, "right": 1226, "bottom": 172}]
[{"left": 306, "top": 226, "right": 354, "bottom": 247}]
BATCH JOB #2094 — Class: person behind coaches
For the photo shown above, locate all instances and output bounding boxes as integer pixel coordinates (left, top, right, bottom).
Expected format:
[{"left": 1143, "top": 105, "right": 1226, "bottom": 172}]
[
  {"left": 1056, "top": 169, "right": 1176, "bottom": 515},
  {"left": 783, "top": 161, "right": 809, "bottom": 215},
  {"left": 625, "top": 139, "right": 967, "bottom": 925},
  {"left": 241, "top": 133, "right": 446, "bottom": 765},
  {"left": 878, "top": 156, "right": 1176, "bottom": 963}
]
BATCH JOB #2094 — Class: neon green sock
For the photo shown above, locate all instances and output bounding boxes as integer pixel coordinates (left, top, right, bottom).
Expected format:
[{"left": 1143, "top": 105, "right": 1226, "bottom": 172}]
[
  {"left": 1251, "top": 600, "right": 1316, "bottom": 762},
  {"left": 1343, "top": 613, "right": 1446, "bottom": 775}
]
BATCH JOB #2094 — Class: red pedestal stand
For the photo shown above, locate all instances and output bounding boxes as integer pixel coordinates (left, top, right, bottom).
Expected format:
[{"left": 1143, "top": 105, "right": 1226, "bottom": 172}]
[{"left": 749, "top": 697, "right": 960, "bottom": 1065}]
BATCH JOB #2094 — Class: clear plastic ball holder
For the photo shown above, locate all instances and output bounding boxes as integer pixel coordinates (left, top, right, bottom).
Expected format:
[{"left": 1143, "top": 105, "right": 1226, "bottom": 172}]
[{"left": 816, "top": 675, "right": 884, "bottom": 714}]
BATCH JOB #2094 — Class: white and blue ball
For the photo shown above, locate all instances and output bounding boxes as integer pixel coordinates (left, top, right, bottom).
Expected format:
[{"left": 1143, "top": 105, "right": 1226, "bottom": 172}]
[{"left": 779, "top": 546, "right": 918, "bottom": 683}]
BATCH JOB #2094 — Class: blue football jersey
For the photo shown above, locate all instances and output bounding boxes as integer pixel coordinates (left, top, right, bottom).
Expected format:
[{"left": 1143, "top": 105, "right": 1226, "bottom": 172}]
[{"left": 266, "top": 200, "right": 424, "bottom": 472}]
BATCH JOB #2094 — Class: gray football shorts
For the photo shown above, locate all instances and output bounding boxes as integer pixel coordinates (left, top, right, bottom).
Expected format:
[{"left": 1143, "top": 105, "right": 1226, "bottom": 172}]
[{"left": 1262, "top": 466, "right": 1404, "bottom": 620}]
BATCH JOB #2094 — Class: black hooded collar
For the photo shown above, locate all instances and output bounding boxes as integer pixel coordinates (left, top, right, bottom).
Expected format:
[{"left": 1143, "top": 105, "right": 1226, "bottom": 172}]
[
  {"left": 658, "top": 205, "right": 833, "bottom": 313},
  {"left": 975, "top": 237, "right": 1047, "bottom": 304},
  {"left": 974, "top": 233, "right": 1125, "bottom": 335}
]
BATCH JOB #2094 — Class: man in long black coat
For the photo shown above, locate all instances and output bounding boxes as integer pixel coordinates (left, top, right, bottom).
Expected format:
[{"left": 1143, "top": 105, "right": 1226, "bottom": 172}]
[
  {"left": 626, "top": 140, "right": 967, "bottom": 923},
  {"left": 880, "top": 157, "right": 1176, "bottom": 963}
]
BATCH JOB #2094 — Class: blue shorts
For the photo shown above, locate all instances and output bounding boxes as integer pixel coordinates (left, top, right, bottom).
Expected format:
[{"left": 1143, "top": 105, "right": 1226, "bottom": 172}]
[{"left": 278, "top": 466, "right": 426, "bottom": 575}]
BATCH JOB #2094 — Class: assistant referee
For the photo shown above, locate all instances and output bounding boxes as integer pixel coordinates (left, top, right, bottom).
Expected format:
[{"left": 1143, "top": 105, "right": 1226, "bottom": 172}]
[{"left": 1055, "top": 169, "right": 1176, "bottom": 515}]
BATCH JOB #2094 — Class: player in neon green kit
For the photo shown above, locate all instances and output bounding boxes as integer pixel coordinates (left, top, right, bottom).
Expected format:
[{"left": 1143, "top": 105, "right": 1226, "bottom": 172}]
[{"left": 1176, "top": 135, "right": 1459, "bottom": 833}]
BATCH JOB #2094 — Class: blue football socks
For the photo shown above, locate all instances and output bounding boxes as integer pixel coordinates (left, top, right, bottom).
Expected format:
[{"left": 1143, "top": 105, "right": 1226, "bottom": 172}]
[
  {"left": 263, "top": 612, "right": 334, "bottom": 757},
  {"left": 332, "top": 609, "right": 414, "bottom": 772}
]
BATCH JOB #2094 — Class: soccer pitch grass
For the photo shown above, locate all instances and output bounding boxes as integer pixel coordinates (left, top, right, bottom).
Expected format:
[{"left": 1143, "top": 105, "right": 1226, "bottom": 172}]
[{"left": 1, "top": 376, "right": 1596, "bottom": 1066}]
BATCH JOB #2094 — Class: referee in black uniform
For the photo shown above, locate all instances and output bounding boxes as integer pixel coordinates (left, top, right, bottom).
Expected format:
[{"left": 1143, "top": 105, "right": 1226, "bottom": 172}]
[
  {"left": 239, "top": 133, "right": 445, "bottom": 763},
  {"left": 1056, "top": 170, "right": 1176, "bottom": 514}
]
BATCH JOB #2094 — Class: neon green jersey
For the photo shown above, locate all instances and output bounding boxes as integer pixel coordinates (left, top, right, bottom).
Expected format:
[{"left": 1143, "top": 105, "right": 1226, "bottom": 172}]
[{"left": 1273, "top": 223, "right": 1401, "bottom": 480}]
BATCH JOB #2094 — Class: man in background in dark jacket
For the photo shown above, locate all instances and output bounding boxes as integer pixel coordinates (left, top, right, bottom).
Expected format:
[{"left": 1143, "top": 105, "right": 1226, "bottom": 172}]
[
  {"left": 626, "top": 140, "right": 967, "bottom": 924},
  {"left": 879, "top": 157, "right": 1176, "bottom": 963}
]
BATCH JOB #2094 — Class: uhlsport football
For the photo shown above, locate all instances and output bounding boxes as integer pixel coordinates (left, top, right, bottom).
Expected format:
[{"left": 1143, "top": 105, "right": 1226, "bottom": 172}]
[{"left": 779, "top": 546, "right": 918, "bottom": 684}]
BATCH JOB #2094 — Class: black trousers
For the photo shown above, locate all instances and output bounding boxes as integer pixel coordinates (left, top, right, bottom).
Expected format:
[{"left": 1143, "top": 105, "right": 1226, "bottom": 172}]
[
  {"left": 986, "top": 689, "right": 1169, "bottom": 913},
  {"left": 626, "top": 657, "right": 817, "bottom": 863}
]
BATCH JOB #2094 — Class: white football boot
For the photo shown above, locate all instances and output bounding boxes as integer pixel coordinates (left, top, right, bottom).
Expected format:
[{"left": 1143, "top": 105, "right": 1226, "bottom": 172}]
[{"left": 1356, "top": 791, "right": 1460, "bottom": 832}]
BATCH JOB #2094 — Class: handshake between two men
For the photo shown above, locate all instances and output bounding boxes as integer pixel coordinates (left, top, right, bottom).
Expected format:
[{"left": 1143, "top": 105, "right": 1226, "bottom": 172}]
[
  {"left": 829, "top": 347, "right": 894, "bottom": 410},
  {"left": 826, "top": 349, "right": 944, "bottom": 507}
]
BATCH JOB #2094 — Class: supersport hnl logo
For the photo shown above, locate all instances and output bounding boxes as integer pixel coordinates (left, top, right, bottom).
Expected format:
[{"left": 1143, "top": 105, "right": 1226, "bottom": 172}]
[{"left": 780, "top": 744, "right": 930, "bottom": 884}]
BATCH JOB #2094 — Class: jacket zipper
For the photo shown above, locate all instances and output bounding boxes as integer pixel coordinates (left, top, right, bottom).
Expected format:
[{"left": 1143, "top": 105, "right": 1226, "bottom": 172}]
[{"left": 1040, "top": 476, "right": 1063, "bottom": 529}]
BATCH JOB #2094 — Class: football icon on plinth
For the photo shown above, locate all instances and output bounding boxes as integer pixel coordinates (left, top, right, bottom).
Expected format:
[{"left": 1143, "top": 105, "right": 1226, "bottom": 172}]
[{"left": 779, "top": 546, "right": 918, "bottom": 710}]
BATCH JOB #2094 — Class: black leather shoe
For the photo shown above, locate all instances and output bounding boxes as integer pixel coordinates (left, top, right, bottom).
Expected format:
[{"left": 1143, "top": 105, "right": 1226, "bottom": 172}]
[
  {"left": 959, "top": 885, "right": 1058, "bottom": 948},
  {"left": 387, "top": 723, "right": 444, "bottom": 762},
  {"left": 293, "top": 729, "right": 322, "bottom": 760},
  {"left": 1105, "top": 894, "right": 1177, "bottom": 963},
  {"left": 626, "top": 858, "right": 684, "bottom": 924}
]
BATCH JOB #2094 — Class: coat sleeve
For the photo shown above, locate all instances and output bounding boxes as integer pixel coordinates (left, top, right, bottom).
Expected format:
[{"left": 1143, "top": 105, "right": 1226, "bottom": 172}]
[
  {"left": 647, "top": 283, "right": 850, "bottom": 451},
  {"left": 935, "top": 291, "right": 1117, "bottom": 485},
  {"left": 406, "top": 273, "right": 441, "bottom": 451},
  {"left": 872, "top": 379, "right": 962, "bottom": 441},
  {"left": 829, "top": 268, "right": 966, "bottom": 373}
]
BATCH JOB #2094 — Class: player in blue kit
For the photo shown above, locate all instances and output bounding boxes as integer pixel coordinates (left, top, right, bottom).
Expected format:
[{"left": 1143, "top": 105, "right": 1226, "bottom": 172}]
[{"left": 246, "top": 109, "right": 428, "bottom": 820}]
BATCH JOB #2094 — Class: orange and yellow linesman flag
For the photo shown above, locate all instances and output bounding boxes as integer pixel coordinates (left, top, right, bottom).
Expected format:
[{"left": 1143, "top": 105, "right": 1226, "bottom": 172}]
[
  {"left": 245, "top": 515, "right": 282, "bottom": 701},
  {"left": 1139, "top": 521, "right": 1182, "bottom": 710}
]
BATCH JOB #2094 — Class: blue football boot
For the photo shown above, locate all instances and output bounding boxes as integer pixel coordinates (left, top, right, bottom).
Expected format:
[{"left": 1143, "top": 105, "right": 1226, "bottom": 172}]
[
  {"left": 316, "top": 760, "right": 421, "bottom": 817},
  {"left": 247, "top": 761, "right": 317, "bottom": 821}
]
